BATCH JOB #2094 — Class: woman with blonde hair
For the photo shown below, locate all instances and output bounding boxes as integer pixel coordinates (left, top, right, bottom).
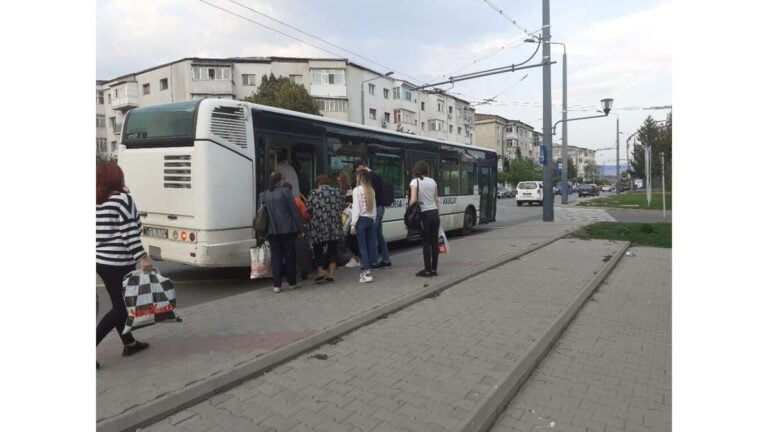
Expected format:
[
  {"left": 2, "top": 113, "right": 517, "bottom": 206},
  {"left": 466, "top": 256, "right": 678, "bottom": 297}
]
[{"left": 350, "top": 170, "right": 376, "bottom": 283}]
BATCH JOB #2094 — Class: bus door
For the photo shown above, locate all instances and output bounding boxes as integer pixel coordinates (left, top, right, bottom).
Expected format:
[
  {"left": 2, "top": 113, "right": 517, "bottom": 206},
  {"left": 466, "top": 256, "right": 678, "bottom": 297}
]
[
  {"left": 478, "top": 162, "right": 492, "bottom": 223},
  {"left": 260, "top": 134, "right": 322, "bottom": 200}
]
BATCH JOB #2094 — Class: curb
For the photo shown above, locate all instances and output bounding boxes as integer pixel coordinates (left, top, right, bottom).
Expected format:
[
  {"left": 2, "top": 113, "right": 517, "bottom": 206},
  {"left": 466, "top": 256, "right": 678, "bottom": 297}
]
[
  {"left": 98, "top": 227, "right": 581, "bottom": 432},
  {"left": 457, "top": 240, "right": 631, "bottom": 432}
]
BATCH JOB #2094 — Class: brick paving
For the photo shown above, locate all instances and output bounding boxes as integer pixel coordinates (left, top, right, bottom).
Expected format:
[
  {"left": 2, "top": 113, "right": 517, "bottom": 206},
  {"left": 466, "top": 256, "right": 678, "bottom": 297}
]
[
  {"left": 490, "top": 247, "right": 671, "bottom": 432},
  {"left": 141, "top": 238, "right": 625, "bottom": 432},
  {"left": 97, "top": 220, "right": 584, "bottom": 424}
]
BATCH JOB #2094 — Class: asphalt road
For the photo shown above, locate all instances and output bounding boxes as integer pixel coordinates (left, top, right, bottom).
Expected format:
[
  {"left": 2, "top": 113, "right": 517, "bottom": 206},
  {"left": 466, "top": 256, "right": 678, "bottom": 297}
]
[{"left": 96, "top": 191, "right": 661, "bottom": 319}]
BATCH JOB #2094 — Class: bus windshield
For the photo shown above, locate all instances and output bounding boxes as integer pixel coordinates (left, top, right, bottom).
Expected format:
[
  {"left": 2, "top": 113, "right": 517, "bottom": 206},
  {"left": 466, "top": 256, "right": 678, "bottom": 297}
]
[{"left": 123, "top": 100, "right": 199, "bottom": 145}]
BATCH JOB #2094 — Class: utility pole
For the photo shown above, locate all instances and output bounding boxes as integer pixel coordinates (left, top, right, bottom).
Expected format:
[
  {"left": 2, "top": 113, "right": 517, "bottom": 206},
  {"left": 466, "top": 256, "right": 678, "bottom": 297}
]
[
  {"left": 541, "top": 0, "right": 554, "bottom": 222},
  {"left": 661, "top": 151, "right": 666, "bottom": 219},
  {"left": 560, "top": 47, "right": 568, "bottom": 204},
  {"left": 645, "top": 144, "right": 652, "bottom": 206},
  {"left": 615, "top": 116, "right": 620, "bottom": 193}
]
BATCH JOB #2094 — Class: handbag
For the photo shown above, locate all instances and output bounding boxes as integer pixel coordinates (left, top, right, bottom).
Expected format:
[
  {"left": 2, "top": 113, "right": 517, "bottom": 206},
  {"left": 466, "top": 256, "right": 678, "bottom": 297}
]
[
  {"left": 404, "top": 179, "right": 422, "bottom": 230},
  {"left": 122, "top": 269, "right": 179, "bottom": 334},
  {"left": 253, "top": 193, "right": 270, "bottom": 238},
  {"left": 250, "top": 242, "right": 272, "bottom": 279}
]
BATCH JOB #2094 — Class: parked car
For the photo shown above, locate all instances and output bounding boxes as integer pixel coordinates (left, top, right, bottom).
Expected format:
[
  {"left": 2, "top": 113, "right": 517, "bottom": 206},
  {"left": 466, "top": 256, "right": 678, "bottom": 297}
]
[
  {"left": 600, "top": 184, "right": 614, "bottom": 192},
  {"left": 554, "top": 182, "right": 573, "bottom": 195},
  {"left": 516, "top": 181, "right": 544, "bottom": 206},
  {"left": 496, "top": 186, "right": 513, "bottom": 199},
  {"left": 578, "top": 184, "right": 600, "bottom": 197}
]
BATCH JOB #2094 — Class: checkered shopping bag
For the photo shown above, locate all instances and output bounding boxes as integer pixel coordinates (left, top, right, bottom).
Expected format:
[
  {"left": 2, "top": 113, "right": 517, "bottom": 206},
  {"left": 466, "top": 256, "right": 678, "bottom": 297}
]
[
  {"left": 250, "top": 242, "right": 272, "bottom": 279},
  {"left": 121, "top": 269, "right": 179, "bottom": 335}
]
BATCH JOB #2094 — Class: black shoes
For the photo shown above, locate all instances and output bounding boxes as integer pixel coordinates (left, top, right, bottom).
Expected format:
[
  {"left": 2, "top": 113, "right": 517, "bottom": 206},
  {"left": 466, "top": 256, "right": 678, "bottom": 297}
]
[
  {"left": 415, "top": 270, "right": 432, "bottom": 277},
  {"left": 372, "top": 261, "right": 392, "bottom": 270},
  {"left": 122, "top": 341, "right": 150, "bottom": 357}
]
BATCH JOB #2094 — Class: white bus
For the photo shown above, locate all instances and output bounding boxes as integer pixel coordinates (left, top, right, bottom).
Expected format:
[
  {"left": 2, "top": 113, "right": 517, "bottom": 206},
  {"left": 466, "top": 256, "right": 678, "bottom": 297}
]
[{"left": 119, "top": 99, "right": 497, "bottom": 267}]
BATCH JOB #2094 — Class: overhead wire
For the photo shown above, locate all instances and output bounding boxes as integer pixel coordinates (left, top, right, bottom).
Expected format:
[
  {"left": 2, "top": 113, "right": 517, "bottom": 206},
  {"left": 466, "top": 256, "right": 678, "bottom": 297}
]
[{"left": 481, "top": 0, "right": 540, "bottom": 40}]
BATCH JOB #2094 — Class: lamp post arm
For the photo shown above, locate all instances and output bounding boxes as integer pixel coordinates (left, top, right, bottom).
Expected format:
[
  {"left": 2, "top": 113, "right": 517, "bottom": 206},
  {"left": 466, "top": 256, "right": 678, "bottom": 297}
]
[{"left": 552, "top": 113, "right": 608, "bottom": 135}]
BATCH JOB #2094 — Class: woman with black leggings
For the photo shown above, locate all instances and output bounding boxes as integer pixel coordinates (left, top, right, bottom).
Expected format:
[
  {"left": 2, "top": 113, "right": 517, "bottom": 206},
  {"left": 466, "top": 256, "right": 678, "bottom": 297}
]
[
  {"left": 96, "top": 163, "right": 153, "bottom": 368},
  {"left": 409, "top": 161, "right": 441, "bottom": 277}
]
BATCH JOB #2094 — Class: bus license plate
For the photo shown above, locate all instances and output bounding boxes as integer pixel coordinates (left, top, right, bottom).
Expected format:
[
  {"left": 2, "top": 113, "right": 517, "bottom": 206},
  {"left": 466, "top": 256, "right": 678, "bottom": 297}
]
[{"left": 144, "top": 227, "right": 168, "bottom": 239}]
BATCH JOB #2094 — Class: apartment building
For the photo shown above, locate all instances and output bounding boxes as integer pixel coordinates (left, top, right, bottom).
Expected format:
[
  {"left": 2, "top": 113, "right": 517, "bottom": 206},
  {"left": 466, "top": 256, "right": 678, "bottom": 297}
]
[
  {"left": 96, "top": 57, "right": 476, "bottom": 160},
  {"left": 474, "top": 114, "right": 536, "bottom": 171},
  {"left": 552, "top": 145, "right": 597, "bottom": 178}
]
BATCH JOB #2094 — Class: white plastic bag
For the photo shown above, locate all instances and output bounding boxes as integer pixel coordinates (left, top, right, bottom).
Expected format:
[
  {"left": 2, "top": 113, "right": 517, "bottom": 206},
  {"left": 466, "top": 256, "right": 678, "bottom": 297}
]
[
  {"left": 341, "top": 207, "right": 353, "bottom": 235},
  {"left": 122, "top": 269, "right": 179, "bottom": 334},
  {"left": 250, "top": 242, "right": 272, "bottom": 279},
  {"left": 437, "top": 226, "right": 449, "bottom": 255}
]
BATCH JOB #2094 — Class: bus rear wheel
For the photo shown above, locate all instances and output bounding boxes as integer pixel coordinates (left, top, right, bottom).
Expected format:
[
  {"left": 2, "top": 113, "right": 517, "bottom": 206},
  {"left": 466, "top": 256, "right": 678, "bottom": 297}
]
[{"left": 461, "top": 208, "right": 475, "bottom": 236}]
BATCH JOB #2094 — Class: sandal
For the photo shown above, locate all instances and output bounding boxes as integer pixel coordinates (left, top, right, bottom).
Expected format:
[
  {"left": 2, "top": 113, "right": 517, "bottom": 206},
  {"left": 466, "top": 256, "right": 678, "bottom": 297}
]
[
  {"left": 314, "top": 275, "right": 326, "bottom": 284},
  {"left": 122, "top": 341, "right": 150, "bottom": 357}
]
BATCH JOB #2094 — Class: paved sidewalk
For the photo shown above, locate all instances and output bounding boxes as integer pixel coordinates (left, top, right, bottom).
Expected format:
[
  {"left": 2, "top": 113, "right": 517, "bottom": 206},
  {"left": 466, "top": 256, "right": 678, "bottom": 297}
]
[
  {"left": 97, "top": 220, "right": 584, "bottom": 427},
  {"left": 490, "top": 247, "right": 671, "bottom": 432},
  {"left": 142, "top": 238, "right": 626, "bottom": 432}
]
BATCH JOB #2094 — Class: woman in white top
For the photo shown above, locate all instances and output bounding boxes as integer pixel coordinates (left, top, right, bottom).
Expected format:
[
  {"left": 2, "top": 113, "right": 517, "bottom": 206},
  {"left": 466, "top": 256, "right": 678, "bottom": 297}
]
[
  {"left": 350, "top": 170, "right": 377, "bottom": 283},
  {"left": 409, "top": 160, "right": 441, "bottom": 277}
]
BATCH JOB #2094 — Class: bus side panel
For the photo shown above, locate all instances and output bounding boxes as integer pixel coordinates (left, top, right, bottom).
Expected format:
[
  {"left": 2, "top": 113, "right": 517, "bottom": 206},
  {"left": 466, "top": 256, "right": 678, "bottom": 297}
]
[
  {"left": 120, "top": 147, "right": 195, "bottom": 217},
  {"left": 196, "top": 141, "right": 254, "bottom": 230}
]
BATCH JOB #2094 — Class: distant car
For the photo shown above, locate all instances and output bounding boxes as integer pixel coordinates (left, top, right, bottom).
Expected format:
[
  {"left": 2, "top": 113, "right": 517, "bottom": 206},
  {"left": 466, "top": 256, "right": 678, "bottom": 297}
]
[
  {"left": 600, "top": 184, "right": 613, "bottom": 192},
  {"left": 554, "top": 182, "right": 573, "bottom": 195},
  {"left": 578, "top": 184, "right": 600, "bottom": 197},
  {"left": 496, "top": 186, "right": 513, "bottom": 199},
  {"left": 516, "top": 181, "right": 544, "bottom": 206}
]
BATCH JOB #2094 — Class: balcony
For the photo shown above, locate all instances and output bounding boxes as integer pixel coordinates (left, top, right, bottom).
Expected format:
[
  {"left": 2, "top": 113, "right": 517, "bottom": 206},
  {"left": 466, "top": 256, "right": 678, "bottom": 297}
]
[{"left": 110, "top": 83, "right": 139, "bottom": 111}]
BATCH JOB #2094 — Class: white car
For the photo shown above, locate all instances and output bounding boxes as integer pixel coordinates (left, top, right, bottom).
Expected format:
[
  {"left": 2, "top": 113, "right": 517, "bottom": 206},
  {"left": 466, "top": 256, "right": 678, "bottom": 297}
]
[
  {"left": 600, "top": 185, "right": 613, "bottom": 192},
  {"left": 516, "top": 181, "right": 544, "bottom": 206}
]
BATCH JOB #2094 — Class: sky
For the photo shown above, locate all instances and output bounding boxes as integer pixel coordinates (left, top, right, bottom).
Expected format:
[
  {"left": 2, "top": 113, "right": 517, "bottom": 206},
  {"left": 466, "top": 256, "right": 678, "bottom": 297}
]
[{"left": 96, "top": 0, "right": 672, "bottom": 165}]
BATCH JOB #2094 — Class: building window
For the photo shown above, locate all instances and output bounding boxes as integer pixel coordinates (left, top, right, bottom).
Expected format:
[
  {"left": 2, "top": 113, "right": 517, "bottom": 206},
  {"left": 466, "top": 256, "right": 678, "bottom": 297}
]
[
  {"left": 96, "top": 114, "right": 106, "bottom": 128},
  {"left": 107, "top": 93, "right": 112, "bottom": 104},
  {"left": 369, "top": 108, "right": 377, "bottom": 120},
  {"left": 437, "top": 100, "right": 445, "bottom": 113},
  {"left": 368, "top": 83, "right": 375, "bottom": 96},
  {"left": 311, "top": 69, "right": 345, "bottom": 85},
  {"left": 506, "top": 126, "right": 515, "bottom": 134},
  {"left": 384, "top": 112, "right": 391, "bottom": 123},
  {"left": 315, "top": 98, "right": 348, "bottom": 112},
  {"left": 192, "top": 64, "right": 232, "bottom": 81},
  {"left": 394, "top": 109, "right": 415, "bottom": 125},
  {"left": 289, "top": 74, "right": 303, "bottom": 84},
  {"left": 428, "top": 119, "right": 444, "bottom": 131},
  {"left": 109, "top": 116, "right": 117, "bottom": 131},
  {"left": 96, "top": 90, "right": 104, "bottom": 104},
  {"left": 242, "top": 74, "right": 257, "bottom": 86},
  {"left": 421, "top": 101, "right": 425, "bottom": 111},
  {"left": 421, "top": 122, "right": 425, "bottom": 131},
  {"left": 448, "top": 106, "right": 453, "bottom": 118},
  {"left": 160, "top": 78, "right": 169, "bottom": 90},
  {"left": 383, "top": 88, "right": 389, "bottom": 99},
  {"left": 111, "top": 141, "right": 118, "bottom": 151},
  {"left": 449, "top": 125, "right": 453, "bottom": 133},
  {"left": 393, "top": 87, "right": 400, "bottom": 99},
  {"left": 404, "top": 89, "right": 413, "bottom": 102},
  {"left": 458, "top": 127, "right": 462, "bottom": 136},
  {"left": 96, "top": 138, "right": 107, "bottom": 152},
  {"left": 142, "top": 83, "right": 150, "bottom": 95}
]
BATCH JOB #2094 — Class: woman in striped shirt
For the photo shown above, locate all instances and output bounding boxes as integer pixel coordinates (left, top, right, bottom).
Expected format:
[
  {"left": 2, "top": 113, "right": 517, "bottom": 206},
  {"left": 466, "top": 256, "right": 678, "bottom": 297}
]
[{"left": 96, "top": 163, "right": 153, "bottom": 365}]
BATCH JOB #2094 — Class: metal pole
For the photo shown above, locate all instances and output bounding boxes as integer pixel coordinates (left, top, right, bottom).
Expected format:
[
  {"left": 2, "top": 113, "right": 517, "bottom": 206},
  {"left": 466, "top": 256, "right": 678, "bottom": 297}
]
[
  {"left": 360, "top": 81, "right": 365, "bottom": 125},
  {"left": 616, "top": 116, "right": 620, "bottom": 193},
  {"left": 542, "top": 0, "right": 554, "bottom": 222},
  {"left": 661, "top": 151, "right": 666, "bottom": 219},
  {"left": 646, "top": 144, "right": 652, "bottom": 207},
  {"left": 561, "top": 48, "right": 568, "bottom": 204}
]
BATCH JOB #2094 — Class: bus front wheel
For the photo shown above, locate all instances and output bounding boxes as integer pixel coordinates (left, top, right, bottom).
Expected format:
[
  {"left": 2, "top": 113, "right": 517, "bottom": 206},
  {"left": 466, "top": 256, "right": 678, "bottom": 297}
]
[{"left": 461, "top": 208, "right": 476, "bottom": 236}]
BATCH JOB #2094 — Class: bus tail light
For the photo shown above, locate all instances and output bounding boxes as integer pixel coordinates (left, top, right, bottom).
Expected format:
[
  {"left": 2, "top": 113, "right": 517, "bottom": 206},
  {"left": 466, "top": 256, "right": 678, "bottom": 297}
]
[
  {"left": 180, "top": 231, "right": 187, "bottom": 241},
  {"left": 189, "top": 232, "right": 196, "bottom": 242}
]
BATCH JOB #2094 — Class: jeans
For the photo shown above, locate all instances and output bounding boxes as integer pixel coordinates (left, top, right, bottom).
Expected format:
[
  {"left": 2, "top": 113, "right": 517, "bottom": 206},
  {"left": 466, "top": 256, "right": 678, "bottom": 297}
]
[
  {"left": 373, "top": 205, "right": 391, "bottom": 264},
  {"left": 419, "top": 209, "right": 440, "bottom": 273},
  {"left": 268, "top": 232, "right": 297, "bottom": 287},
  {"left": 355, "top": 217, "right": 377, "bottom": 271},
  {"left": 96, "top": 263, "right": 137, "bottom": 346}
]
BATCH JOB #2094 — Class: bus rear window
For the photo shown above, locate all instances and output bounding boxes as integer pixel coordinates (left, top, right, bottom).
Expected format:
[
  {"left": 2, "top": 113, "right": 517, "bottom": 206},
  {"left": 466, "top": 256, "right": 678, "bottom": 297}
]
[{"left": 123, "top": 101, "right": 199, "bottom": 146}]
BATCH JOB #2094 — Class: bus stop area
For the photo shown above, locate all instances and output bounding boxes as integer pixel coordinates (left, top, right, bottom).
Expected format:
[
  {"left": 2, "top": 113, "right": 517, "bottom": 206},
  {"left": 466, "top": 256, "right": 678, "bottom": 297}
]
[{"left": 96, "top": 219, "right": 671, "bottom": 432}]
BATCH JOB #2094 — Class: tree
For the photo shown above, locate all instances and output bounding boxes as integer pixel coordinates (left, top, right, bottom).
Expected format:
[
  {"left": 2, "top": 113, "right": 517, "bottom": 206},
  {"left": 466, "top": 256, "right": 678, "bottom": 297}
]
[
  {"left": 583, "top": 160, "right": 598, "bottom": 182},
  {"left": 627, "top": 114, "right": 673, "bottom": 190},
  {"left": 96, "top": 153, "right": 117, "bottom": 165},
  {"left": 243, "top": 73, "right": 320, "bottom": 115},
  {"left": 498, "top": 157, "right": 542, "bottom": 186}
]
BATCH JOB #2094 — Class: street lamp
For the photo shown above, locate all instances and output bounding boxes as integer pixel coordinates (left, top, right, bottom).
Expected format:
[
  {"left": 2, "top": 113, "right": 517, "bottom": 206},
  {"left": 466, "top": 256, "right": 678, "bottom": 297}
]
[{"left": 360, "top": 71, "right": 394, "bottom": 125}]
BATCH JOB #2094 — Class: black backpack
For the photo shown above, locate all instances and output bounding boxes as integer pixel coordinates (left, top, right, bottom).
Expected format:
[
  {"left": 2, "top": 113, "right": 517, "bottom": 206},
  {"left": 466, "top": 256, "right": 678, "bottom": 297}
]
[{"left": 381, "top": 178, "right": 395, "bottom": 207}]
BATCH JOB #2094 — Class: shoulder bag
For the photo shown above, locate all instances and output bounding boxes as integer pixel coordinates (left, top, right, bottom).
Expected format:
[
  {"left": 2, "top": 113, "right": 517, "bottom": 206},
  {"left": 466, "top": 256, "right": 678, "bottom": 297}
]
[{"left": 404, "top": 179, "right": 422, "bottom": 230}]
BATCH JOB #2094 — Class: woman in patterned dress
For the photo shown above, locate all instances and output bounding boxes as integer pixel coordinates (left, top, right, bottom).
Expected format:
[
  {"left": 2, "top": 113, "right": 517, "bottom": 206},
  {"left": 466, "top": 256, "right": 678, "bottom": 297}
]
[{"left": 307, "top": 175, "right": 344, "bottom": 283}]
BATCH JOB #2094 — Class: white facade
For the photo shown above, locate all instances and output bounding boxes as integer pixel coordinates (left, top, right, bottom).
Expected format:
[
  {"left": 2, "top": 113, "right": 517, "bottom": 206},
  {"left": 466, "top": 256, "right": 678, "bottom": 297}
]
[
  {"left": 96, "top": 57, "right": 476, "bottom": 160},
  {"left": 474, "top": 114, "right": 536, "bottom": 170},
  {"left": 552, "top": 145, "right": 597, "bottom": 178}
]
